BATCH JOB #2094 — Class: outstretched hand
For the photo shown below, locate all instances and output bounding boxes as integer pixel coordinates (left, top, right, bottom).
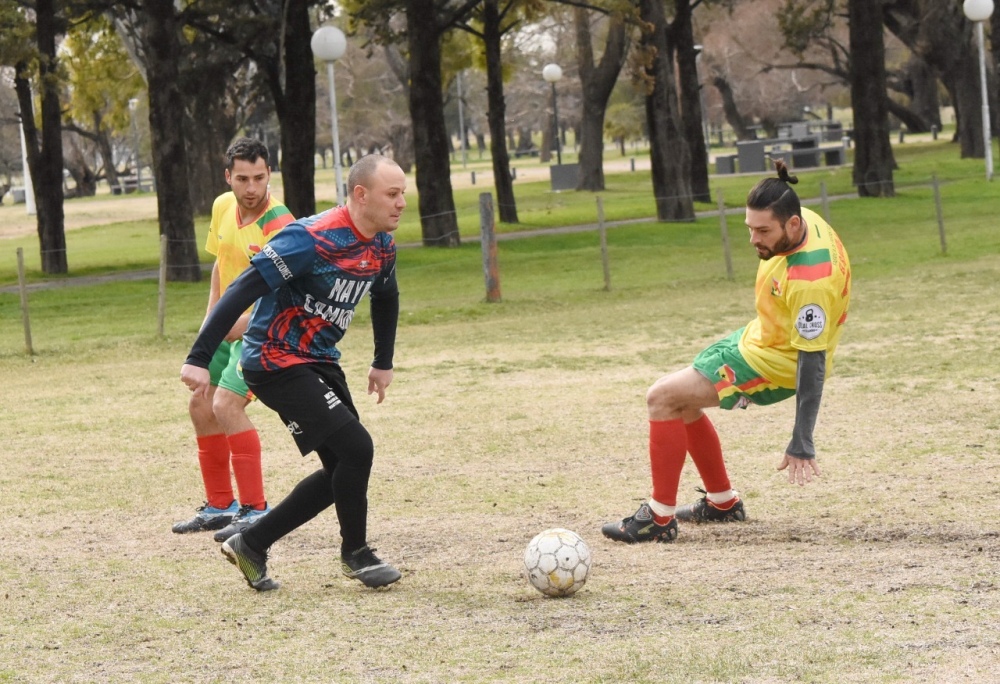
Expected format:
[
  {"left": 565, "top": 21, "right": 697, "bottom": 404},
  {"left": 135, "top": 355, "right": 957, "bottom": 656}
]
[
  {"left": 777, "top": 453, "right": 821, "bottom": 486},
  {"left": 368, "top": 367, "right": 394, "bottom": 404}
]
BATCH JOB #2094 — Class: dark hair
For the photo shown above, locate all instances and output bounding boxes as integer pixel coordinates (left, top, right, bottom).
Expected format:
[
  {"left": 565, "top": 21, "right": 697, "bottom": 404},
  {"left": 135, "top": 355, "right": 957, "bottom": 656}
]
[
  {"left": 225, "top": 137, "right": 269, "bottom": 171},
  {"left": 746, "top": 158, "right": 801, "bottom": 224},
  {"left": 347, "top": 153, "right": 394, "bottom": 195}
]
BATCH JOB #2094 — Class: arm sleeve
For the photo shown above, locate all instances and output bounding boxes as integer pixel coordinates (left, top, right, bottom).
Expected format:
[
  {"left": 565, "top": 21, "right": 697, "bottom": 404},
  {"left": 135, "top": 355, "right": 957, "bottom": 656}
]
[
  {"left": 370, "top": 265, "right": 399, "bottom": 370},
  {"left": 184, "top": 266, "right": 271, "bottom": 368},
  {"left": 786, "top": 349, "right": 826, "bottom": 459}
]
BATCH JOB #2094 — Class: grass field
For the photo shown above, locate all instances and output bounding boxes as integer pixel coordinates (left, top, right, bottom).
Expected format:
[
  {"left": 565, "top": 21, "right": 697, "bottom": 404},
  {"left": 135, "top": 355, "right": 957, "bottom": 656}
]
[{"left": 1, "top": 143, "right": 999, "bottom": 682}]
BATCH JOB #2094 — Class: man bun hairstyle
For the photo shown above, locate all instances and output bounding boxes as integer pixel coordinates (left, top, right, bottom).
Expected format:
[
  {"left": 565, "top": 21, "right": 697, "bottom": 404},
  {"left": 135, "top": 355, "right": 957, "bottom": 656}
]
[
  {"left": 746, "top": 158, "right": 802, "bottom": 224},
  {"left": 226, "top": 137, "right": 270, "bottom": 171}
]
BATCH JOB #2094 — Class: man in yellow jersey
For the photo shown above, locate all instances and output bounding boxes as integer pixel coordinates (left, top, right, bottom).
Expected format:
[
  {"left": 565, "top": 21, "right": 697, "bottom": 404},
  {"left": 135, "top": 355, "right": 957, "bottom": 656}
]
[
  {"left": 173, "top": 137, "right": 294, "bottom": 541},
  {"left": 603, "top": 159, "right": 851, "bottom": 544}
]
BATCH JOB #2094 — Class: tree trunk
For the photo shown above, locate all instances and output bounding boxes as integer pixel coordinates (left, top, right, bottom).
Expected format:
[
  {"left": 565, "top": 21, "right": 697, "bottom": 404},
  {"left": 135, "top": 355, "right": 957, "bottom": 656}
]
[
  {"left": 574, "top": 8, "right": 628, "bottom": 192},
  {"left": 849, "top": 0, "right": 894, "bottom": 198},
  {"left": 712, "top": 75, "right": 753, "bottom": 141},
  {"left": 141, "top": 0, "right": 201, "bottom": 281},
  {"left": 640, "top": 0, "right": 693, "bottom": 222},
  {"left": 16, "top": 0, "right": 68, "bottom": 275},
  {"left": 183, "top": 65, "right": 236, "bottom": 215},
  {"left": 883, "top": 0, "right": 983, "bottom": 158},
  {"left": 670, "top": 0, "right": 711, "bottom": 203},
  {"left": 408, "top": 0, "right": 460, "bottom": 246},
  {"left": 483, "top": 0, "right": 518, "bottom": 223},
  {"left": 272, "top": 0, "right": 317, "bottom": 218},
  {"left": 903, "top": 55, "right": 941, "bottom": 130}
]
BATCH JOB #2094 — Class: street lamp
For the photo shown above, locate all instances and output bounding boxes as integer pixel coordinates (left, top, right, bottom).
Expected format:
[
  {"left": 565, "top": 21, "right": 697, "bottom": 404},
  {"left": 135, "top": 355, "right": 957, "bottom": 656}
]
[
  {"left": 311, "top": 25, "right": 348, "bottom": 202},
  {"left": 542, "top": 63, "right": 563, "bottom": 165},
  {"left": 964, "top": 0, "right": 994, "bottom": 180},
  {"left": 128, "top": 98, "right": 141, "bottom": 191}
]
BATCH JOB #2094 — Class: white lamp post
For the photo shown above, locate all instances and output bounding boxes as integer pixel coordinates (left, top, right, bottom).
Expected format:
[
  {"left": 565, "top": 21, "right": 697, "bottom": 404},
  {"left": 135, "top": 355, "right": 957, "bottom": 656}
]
[
  {"left": 128, "top": 98, "right": 142, "bottom": 191},
  {"left": 18, "top": 116, "right": 36, "bottom": 215},
  {"left": 542, "top": 63, "right": 563, "bottom": 165},
  {"left": 311, "top": 26, "right": 348, "bottom": 202},
  {"left": 964, "top": 0, "right": 994, "bottom": 180}
]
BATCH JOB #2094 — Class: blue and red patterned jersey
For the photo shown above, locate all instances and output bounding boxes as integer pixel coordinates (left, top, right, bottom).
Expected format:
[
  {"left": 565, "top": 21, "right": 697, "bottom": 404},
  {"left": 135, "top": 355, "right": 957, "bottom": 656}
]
[{"left": 241, "top": 206, "right": 397, "bottom": 371}]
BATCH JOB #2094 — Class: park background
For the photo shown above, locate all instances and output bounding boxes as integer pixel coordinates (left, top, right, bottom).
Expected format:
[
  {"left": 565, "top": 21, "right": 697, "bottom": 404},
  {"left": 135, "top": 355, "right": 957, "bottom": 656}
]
[{"left": 3, "top": 0, "right": 1000, "bottom": 682}]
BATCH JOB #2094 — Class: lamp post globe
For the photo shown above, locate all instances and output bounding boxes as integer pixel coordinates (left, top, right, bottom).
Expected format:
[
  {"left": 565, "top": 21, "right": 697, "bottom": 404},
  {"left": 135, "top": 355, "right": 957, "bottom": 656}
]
[
  {"left": 963, "top": 0, "right": 994, "bottom": 21},
  {"left": 542, "top": 63, "right": 562, "bottom": 84},
  {"left": 311, "top": 26, "right": 346, "bottom": 61},
  {"left": 311, "top": 26, "right": 348, "bottom": 201}
]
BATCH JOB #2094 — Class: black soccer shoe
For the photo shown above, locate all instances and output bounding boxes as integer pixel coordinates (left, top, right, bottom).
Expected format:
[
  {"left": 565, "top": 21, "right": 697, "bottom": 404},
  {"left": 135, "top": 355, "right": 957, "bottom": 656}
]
[
  {"left": 341, "top": 545, "right": 401, "bottom": 588},
  {"left": 171, "top": 500, "right": 238, "bottom": 534},
  {"left": 213, "top": 503, "right": 271, "bottom": 543},
  {"left": 601, "top": 503, "right": 678, "bottom": 544},
  {"left": 674, "top": 488, "right": 747, "bottom": 523},
  {"left": 221, "top": 533, "right": 279, "bottom": 591}
]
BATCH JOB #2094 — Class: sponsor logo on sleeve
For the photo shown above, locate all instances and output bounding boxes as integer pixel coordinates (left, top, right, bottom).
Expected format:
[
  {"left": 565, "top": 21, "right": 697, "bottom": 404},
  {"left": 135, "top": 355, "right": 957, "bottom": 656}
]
[{"left": 795, "top": 304, "right": 827, "bottom": 340}]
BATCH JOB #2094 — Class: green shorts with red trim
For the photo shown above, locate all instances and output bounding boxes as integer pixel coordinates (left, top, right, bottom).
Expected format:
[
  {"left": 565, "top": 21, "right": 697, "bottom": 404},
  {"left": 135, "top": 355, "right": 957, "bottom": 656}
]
[
  {"left": 692, "top": 328, "right": 795, "bottom": 410},
  {"left": 207, "top": 340, "right": 254, "bottom": 401}
]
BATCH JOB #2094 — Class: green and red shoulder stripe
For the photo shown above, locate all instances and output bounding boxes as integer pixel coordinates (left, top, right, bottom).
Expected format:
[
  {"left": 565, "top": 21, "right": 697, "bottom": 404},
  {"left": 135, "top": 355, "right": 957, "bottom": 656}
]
[
  {"left": 259, "top": 206, "right": 294, "bottom": 237},
  {"left": 786, "top": 248, "right": 832, "bottom": 281}
]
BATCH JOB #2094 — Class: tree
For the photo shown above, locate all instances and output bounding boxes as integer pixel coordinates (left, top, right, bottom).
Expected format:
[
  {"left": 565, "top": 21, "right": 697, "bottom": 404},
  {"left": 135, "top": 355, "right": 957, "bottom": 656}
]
[
  {"left": 61, "top": 15, "right": 145, "bottom": 197},
  {"left": 11, "top": 0, "right": 68, "bottom": 274},
  {"left": 848, "top": 0, "right": 894, "bottom": 197},
  {"left": 349, "top": 0, "right": 481, "bottom": 247},
  {"left": 638, "top": 0, "right": 693, "bottom": 221},
  {"left": 574, "top": 5, "right": 629, "bottom": 191},
  {"left": 883, "top": 0, "right": 988, "bottom": 158},
  {"left": 180, "top": 0, "right": 325, "bottom": 219},
  {"left": 454, "top": 0, "right": 532, "bottom": 223},
  {"left": 137, "top": 0, "right": 200, "bottom": 281},
  {"left": 669, "top": 0, "right": 711, "bottom": 203}
]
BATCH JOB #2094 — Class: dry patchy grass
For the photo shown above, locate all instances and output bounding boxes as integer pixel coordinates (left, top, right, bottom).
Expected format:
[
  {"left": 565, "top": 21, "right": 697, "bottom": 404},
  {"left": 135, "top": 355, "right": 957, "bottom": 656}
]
[{"left": 1, "top": 255, "right": 998, "bottom": 683}]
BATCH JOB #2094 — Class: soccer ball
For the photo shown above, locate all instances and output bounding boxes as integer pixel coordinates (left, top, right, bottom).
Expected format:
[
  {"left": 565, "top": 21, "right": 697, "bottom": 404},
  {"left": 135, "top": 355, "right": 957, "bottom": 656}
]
[{"left": 523, "top": 528, "right": 592, "bottom": 597}]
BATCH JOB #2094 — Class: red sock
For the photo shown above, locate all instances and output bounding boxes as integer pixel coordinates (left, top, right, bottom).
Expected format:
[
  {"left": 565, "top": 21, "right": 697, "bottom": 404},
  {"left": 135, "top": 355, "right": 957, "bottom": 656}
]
[
  {"left": 197, "top": 433, "right": 234, "bottom": 509},
  {"left": 228, "top": 429, "right": 266, "bottom": 509},
  {"left": 684, "top": 414, "right": 731, "bottom": 494},
  {"left": 649, "top": 419, "right": 688, "bottom": 507}
]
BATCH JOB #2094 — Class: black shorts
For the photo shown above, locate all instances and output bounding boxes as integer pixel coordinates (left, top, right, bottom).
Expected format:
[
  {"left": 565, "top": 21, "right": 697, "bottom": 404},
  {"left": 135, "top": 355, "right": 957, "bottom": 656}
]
[{"left": 243, "top": 364, "right": 360, "bottom": 456}]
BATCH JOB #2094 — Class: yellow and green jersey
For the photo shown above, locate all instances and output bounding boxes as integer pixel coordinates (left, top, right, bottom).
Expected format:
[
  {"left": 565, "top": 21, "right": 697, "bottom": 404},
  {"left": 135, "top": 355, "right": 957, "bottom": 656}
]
[
  {"left": 739, "top": 207, "right": 851, "bottom": 388},
  {"left": 206, "top": 192, "right": 294, "bottom": 293}
]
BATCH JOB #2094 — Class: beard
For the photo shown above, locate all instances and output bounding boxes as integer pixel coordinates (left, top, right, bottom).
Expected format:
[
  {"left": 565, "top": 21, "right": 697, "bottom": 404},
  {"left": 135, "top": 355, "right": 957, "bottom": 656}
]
[{"left": 755, "top": 227, "right": 797, "bottom": 260}]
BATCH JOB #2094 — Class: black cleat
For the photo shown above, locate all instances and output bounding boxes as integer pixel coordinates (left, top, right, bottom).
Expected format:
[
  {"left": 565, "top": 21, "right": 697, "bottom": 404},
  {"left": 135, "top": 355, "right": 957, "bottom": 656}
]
[
  {"left": 172, "top": 500, "right": 238, "bottom": 534},
  {"left": 674, "top": 488, "right": 747, "bottom": 523},
  {"left": 601, "top": 503, "right": 678, "bottom": 544},
  {"left": 341, "top": 545, "right": 401, "bottom": 588},
  {"left": 213, "top": 503, "right": 271, "bottom": 543},
  {"left": 221, "top": 533, "right": 279, "bottom": 591}
]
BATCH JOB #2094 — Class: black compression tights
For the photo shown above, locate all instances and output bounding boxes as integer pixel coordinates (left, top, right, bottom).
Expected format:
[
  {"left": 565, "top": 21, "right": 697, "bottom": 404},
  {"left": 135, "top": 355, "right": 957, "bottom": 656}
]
[{"left": 243, "top": 418, "right": 374, "bottom": 556}]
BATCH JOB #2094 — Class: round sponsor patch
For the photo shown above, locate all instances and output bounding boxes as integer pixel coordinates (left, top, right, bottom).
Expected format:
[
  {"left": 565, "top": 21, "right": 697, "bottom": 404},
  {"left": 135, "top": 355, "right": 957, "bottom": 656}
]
[{"left": 795, "top": 304, "right": 826, "bottom": 340}]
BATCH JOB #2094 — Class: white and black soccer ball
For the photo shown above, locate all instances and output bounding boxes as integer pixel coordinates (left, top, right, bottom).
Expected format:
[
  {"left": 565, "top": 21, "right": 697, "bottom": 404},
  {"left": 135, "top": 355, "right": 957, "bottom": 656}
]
[{"left": 523, "top": 528, "right": 592, "bottom": 597}]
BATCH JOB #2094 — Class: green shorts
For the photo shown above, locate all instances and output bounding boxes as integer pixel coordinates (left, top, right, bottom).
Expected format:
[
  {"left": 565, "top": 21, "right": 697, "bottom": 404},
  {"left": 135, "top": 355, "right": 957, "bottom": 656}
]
[
  {"left": 207, "top": 340, "right": 253, "bottom": 400},
  {"left": 692, "top": 328, "right": 795, "bottom": 410}
]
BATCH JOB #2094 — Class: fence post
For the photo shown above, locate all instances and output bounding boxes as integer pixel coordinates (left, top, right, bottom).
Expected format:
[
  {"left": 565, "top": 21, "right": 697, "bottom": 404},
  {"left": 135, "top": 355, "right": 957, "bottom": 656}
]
[
  {"left": 479, "top": 193, "right": 501, "bottom": 302},
  {"left": 158, "top": 234, "right": 168, "bottom": 336},
  {"left": 16, "top": 248, "right": 34, "bottom": 355},
  {"left": 820, "top": 181, "right": 830, "bottom": 224},
  {"left": 717, "top": 190, "right": 735, "bottom": 280},
  {"left": 597, "top": 196, "right": 611, "bottom": 291},
  {"left": 932, "top": 173, "right": 946, "bottom": 255}
]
